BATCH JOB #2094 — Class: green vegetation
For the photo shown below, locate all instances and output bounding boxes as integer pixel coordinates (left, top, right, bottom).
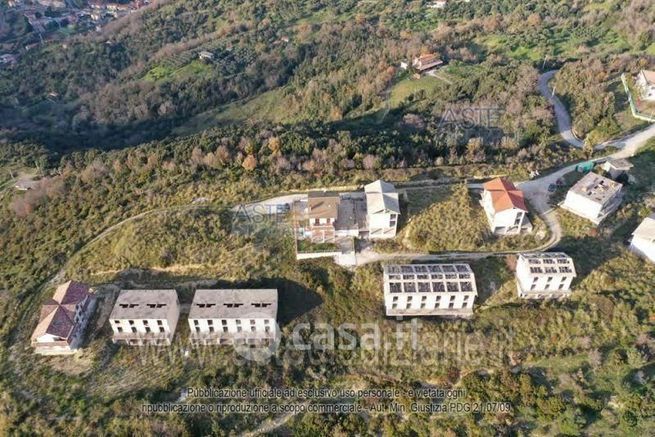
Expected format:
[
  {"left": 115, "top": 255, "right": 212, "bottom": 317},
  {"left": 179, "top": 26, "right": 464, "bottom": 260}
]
[
  {"left": 386, "top": 184, "right": 549, "bottom": 253},
  {"left": 0, "top": 0, "right": 654, "bottom": 434},
  {"left": 0, "top": 138, "right": 653, "bottom": 434},
  {"left": 296, "top": 239, "right": 339, "bottom": 254}
]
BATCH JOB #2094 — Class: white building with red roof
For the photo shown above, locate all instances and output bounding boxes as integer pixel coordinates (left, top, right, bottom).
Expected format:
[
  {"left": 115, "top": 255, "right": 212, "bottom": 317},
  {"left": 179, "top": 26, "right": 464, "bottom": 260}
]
[
  {"left": 481, "top": 178, "right": 532, "bottom": 235},
  {"left": 31, "top": 281, "right": 96, "bottom": 355}
]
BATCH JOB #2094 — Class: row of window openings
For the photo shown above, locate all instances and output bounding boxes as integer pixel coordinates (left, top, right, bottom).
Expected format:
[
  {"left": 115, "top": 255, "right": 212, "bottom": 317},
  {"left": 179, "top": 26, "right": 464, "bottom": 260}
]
[
  {"left": 193, "top": 319, "right": 271, "bottom": 326},
  {"left": 194, "top": 326, "right": 272, "bottom": 333},
  {"left": 118, "top": 303, "right": 167, "bottom": 309},
  {"left": 532, "top": 276, "right": 567, "bottom": 283},
  {"left": 114, "top": 319, "right": 164, "bottom": 326},
  {"left": 531, "top": 283, "right": 566, "bottom": 291},
  {"left": 391, "top": 295, "right": 469, "bottom": 309},
  {"left": 116, "top": 326, "right": 165, "bottom": 334},
  {"left": 198, "top": 302, "right": 273, "bottom": 308}
]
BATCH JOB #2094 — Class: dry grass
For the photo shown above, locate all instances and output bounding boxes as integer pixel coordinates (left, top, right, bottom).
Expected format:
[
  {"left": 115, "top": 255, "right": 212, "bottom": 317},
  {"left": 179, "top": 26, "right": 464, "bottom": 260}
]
[{"left": 390, "top": 185, "right": 549, "bottom": 253}]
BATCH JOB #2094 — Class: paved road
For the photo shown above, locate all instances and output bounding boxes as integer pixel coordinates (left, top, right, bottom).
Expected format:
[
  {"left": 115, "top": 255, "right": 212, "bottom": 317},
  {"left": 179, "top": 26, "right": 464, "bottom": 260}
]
[{"left": 538, "top": 70, "right": 584, "bottom": 148}]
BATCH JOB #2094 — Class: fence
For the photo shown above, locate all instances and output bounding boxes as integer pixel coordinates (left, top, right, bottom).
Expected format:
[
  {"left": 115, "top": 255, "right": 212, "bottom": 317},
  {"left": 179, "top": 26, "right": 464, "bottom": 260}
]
[{"left": 621, "top": 74, "right": 655, "bottom": 123}]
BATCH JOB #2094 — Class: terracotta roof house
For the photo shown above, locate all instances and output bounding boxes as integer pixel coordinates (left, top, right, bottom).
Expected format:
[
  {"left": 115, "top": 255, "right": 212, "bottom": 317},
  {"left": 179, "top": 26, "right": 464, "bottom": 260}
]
[
  {"left": 561, "top": 173, "right": 623, "bottom": 225},
  {"left": 31, "top": 281, "right": 96, "bottom": 355},
  {"left": 306, "top": 191, "right": 340, "bottom": 242},
  {"left": 630, "top": 214, "right": 655, "bottom": 263},
  {"left": 636, "top": 69, "right": 655, "bottom": 102},
  {"left": 189, "top": 289, "right": 278, "bottom": 345},
  {"left": 481, "top": 178, "right": 532, "bottom": 235}
]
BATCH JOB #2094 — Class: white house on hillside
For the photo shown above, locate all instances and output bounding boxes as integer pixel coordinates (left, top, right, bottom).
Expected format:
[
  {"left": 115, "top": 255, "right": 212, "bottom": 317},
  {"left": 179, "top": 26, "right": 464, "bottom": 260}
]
[
  {"left": 481, "top": 178, "right": 532, "bottom": 235},
  {"left": 630, "top": 214, "right": 655, "bottom": 263},
  {"left": 561, "top": 173, "right": 623, "bottom": 225},
  {"left": 636, "top": 69, "right": 655, "bottom": 102},
  {"left": 601, "top": 158, "right": 633, "bottom": 180},
  {"left": 188, "top": 289, "right": 278, "bottom": 345},
  {"left": 109, "top": 290, "right": 180, "bottom": 346},
  {"left": 365, "top": 180, "right": 400, "bottom": 239},
  {"left": 383, "top": 264, "right": 477, "bottom": 317},
  {"left": 515, "top": 253, "right": 577, "bottom": 299}
]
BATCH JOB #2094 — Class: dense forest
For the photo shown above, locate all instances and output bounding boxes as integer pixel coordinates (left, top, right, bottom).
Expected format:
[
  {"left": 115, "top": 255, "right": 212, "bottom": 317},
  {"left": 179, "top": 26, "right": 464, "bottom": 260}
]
[
  {"left": 0, "top": 0, "right": 655, "bottom": 435},
  {"left": 0, "top": 0, "right": 653, "bottom": 152}
]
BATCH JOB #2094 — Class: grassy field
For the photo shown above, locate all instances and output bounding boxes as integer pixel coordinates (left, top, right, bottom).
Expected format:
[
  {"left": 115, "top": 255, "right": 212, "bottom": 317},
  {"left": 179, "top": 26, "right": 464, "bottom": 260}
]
[
  {"left": 377, "top": 184, "right": 550, "bottom": 254},
  {"left": 388, "top": 75, "right": 444, "bottom": 107},
  {"left": 2, "top": 144, "right": 654, "bottom": 434},
  {"left": 64, "top": 207, "right": 294, "bottom": 283}
]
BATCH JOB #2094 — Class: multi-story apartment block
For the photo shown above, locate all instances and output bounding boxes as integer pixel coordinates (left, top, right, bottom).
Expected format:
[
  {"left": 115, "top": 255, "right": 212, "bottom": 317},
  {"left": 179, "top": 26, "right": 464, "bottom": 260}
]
[
  {"left": 109, "top": 289, "right": 180, "bottom": 346},
  {"left": 383, "top": 264, "right": 478, "bottom": 317},
  {"left": 561, "top": 172, "right": 623, "bottom": 224},
  {"left": 515, "top": 252, "right": 577, "bottom": 299},
  {"left": 188, "top": 289, "right": 278, "bottom": 345}
]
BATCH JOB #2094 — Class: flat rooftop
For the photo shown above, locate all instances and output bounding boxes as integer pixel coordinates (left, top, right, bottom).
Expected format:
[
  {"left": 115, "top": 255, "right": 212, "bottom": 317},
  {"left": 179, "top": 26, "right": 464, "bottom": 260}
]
[
  {"left": 519, "top": 252, "right": 576, "bottom": 276},
  {"left": 334, "top": 197, "right": 367, "bottom": 232},
  {"left": 110, "top": 290, "right": 178, "bottom": 319},
  {"left": 189, "top": 289, "right": 278, "bottom": 319},
  {"left": 570, "top": 172, "right": 622, "bottom": 205},
  {"left": 383, "top": 264, "right": 477, "bottom": 294}
]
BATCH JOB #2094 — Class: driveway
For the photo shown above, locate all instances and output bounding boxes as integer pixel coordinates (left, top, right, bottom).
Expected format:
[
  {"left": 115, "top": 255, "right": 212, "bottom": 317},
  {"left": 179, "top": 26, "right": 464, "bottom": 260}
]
[{"left": 538, "top": 70, "right": 584, "bottom": 148}]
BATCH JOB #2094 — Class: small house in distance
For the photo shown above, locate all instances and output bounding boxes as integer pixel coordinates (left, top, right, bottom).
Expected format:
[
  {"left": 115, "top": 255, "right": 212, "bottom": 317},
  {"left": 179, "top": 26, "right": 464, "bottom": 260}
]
[
  {"left": 198, "top": 50, "right": 214, "bottom": 62},
  {"left": 383, "top": 264, "right": 477, "bottom": 318},
  {"left": 31, "top": 281, "right": 96, "bottom": 355},
  {"left": 630, "top": 214, "right": 655, "bottom": 263},
  {"left": 364, "top": 180, "right": 400, "bottom": 239},
  {"left": 427, "top": 1, "right": 447, "bottom": 9},
  {"left": 636, "top": 69, "right": 655, "bottom": 102},
  {"left": 515, "top": 253, "right": 577, "bottom": 299},
  {"left": 561, "top": 172, "right": 623, "bottom": 225},
  {"left": 481, "top": 178, "right": 532, "bottom": 235},
  {"left": 412, "top": 53, "right": 444, "bottom": 75},
  {"left": 109, "top": 290, "right": 180, "bottom": 346},
  {"left": 188, "top": 289, "right": 278, "bottom": 345},
  {"left": 601, "top": 158, "right": 633, "bottom": 180}
]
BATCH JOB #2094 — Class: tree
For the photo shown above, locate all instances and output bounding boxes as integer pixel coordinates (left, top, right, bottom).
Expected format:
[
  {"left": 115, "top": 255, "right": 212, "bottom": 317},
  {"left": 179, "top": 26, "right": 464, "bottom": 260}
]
[{"left": 242, "top": 154, "right": 257, "bottom": 171}]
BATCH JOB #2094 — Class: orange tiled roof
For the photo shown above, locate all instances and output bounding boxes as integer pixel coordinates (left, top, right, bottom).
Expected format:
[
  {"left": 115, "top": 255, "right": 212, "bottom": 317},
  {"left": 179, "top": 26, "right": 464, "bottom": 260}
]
[{"left": 483, "top": 178, "right": 527, "bottom": 212}]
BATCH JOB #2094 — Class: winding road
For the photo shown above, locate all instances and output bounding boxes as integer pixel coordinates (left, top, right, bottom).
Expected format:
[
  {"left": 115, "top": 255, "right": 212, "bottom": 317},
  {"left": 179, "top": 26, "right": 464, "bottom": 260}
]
[{"left": 537, "top": 70, "right": 584, "bottom": 148}]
